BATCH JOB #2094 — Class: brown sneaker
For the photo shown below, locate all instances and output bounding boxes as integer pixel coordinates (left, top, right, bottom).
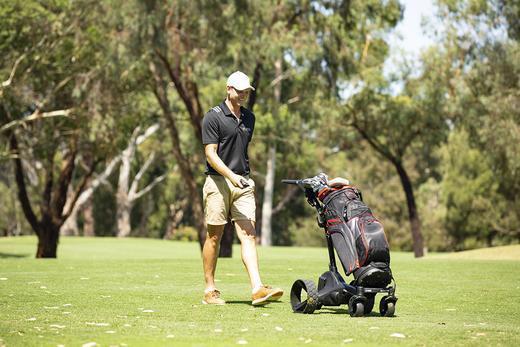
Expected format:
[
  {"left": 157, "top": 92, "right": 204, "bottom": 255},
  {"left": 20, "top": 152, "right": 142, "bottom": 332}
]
[
  {"left": 202, "top": 289, "right": 226, "bottom": 305},
  {"left": 251, "top": 285, "right": 284, "bottom": 306}
]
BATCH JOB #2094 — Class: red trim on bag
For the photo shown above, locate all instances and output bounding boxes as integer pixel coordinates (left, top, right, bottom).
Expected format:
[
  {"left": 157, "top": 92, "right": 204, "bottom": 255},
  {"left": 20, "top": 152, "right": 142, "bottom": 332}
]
[{"left": 326, "top": 218, "right": 341, "bottom": 226}]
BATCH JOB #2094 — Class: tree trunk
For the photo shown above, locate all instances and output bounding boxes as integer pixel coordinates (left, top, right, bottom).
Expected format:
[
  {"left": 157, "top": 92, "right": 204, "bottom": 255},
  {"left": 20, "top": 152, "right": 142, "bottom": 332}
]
[
  {"left": 60, "top": 208, "right": 79, "bottom": 236},
  {"left": 163, "top": 199, "right": 186, "bottom": 239},
  {"left": 150, "top": 60, "right": 207, "bottom": 250},
  {"left": 261, "top": 144, "right": 276, "bottom": 246},
  {"left": 219, "top": 222, "right": 234, "bottom": 257},
  {"left": 82, "top": 196, "right": 95, "bottom": 236},
  {"left": 8, "top": 125, "right": 95, "bottom": 258},
  {"left": 60, "top": 155, "right": 121, "bottom": 236},
  {"left": 116, "top": 134, "right": 133, "bottom": 237},
  {"left": 393, "top": 160, "right": 424, "bottom": 258},
  {"left": 260, "top": 57, "right": 282, "bottom": 246},
  {"left": 36, "top": 223, "right": 60, "bottom": 258},
  {"left": 117, "top": 199, "right": 131, "bottom": 237},
  {"left": 60, "top": 186, "right": 80, "bottom": 236},
  {"left": 136, "top": 195, "right": 154, "bottom": 237}
]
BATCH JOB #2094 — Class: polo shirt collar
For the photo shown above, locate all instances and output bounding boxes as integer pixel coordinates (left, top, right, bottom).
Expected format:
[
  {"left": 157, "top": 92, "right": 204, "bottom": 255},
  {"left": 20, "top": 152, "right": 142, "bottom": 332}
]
[{"left": 219, "top": 101, "right": 245, "bottom": 118}]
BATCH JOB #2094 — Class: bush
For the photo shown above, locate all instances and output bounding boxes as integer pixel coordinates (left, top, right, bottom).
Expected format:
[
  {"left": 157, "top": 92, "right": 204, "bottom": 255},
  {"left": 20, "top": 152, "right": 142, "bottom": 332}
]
[
  {"left": 171, "top": 226, "right": 198, "bottom": 242},
  {"left": 289, "top": 216, "right": 327, "bottom": 247}
]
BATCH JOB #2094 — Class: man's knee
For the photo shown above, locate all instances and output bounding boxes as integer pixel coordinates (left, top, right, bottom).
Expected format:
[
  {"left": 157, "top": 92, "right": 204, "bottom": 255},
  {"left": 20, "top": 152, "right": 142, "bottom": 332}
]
[
  {"left": 234, "top": 220, "right": 256, "bottom": 239},
  {"left": 206, "top": 224, "right": 225, "bottom": 243}
]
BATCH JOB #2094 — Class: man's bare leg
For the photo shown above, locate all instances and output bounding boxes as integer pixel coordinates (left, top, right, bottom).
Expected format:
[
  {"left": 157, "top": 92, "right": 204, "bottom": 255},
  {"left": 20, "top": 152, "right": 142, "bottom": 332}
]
[
  {"left": 234, "top": 220, "right": 262, "bottom": 290},
  {"left": 202, "top": 224, "right": 225, "bottom": 291}
]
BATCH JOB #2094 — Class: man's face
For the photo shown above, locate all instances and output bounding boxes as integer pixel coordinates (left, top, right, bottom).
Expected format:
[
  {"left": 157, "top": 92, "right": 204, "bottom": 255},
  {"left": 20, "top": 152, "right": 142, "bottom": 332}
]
[{"left": 227, "top": 86, "right": 250, "bottom": 105}]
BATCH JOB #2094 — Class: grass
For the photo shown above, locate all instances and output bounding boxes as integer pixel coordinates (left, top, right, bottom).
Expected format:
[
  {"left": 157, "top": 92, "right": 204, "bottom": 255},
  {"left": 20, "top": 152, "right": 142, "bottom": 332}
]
[{"left": 1, "top": 237, "right": 519, "bottom": 346}]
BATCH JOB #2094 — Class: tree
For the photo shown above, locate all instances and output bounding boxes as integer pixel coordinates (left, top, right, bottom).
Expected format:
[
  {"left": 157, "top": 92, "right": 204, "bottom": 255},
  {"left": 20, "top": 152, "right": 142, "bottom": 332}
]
[
  {"left": 130, "top": 0, "right": 318, "bottom": 253},
  {"left": 116, "top": 124, "right": 166, "bottom": 237},
  {"left": 439, "top": 129, "right": 501, "bottom": 249},
  {"left": 299, "top": 0, "right": 437, "bottom": 256},
  {"left": 60, "top": 154, "right": 121, "bottom": 236},
  {"left": 434, "top": 0, "right": 520, "bottom": 244},
  {"left": 0, "top": 1, "right": 132, "bottom": 257}
]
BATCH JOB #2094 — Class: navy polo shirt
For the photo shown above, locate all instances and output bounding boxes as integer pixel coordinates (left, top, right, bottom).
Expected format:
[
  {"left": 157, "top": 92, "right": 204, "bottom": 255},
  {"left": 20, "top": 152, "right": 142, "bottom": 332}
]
[{"left": 202, "top": 101, "right": 255, "bottom": 176}]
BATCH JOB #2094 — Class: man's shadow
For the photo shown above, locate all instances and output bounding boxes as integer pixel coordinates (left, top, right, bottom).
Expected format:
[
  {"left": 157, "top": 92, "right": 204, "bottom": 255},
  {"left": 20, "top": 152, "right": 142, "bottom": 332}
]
[{"left": 225, "top": 300, "right": 284, "bottom": 307}]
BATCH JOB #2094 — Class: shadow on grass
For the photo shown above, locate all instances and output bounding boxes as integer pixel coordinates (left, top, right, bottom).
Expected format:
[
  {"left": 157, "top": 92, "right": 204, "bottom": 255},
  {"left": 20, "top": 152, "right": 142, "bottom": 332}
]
[
  {"left": 315, "top": 308, "right": 396, "bottom": 318},
  {"left": 225, "top": 300, "right": 285, "bottom": 307},
  {"left": 0, "top": 252, "right": 30, "bottom": 259},
  {"left": 315, "top": 307, "right": 349, "bottom": 315}
]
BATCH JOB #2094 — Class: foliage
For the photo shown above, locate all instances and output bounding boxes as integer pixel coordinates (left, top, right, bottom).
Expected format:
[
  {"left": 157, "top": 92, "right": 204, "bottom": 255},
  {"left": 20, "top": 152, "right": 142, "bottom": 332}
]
[
  {"left": 0, "top": 0, "right": 519, "bottom": 253},
  {"left": 170, "top": 226, "right": 199, "bottom": 242},
  {"left": 439, "top": 129, "right": 499, "bottom": 249}
]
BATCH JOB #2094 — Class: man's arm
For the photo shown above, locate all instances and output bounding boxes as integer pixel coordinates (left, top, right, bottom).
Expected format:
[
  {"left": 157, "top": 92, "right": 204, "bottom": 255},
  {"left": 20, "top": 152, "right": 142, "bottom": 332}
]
[{"left": 205, "top": 144, "right": 247, "bottom": 188}]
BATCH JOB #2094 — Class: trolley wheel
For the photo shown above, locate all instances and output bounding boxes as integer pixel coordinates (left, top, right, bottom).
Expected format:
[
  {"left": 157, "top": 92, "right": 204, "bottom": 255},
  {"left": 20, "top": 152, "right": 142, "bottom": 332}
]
[
  {"left": 348, "top": 296, "right": 365, "bottom": 317},
  {"left": 290, "top": 279, "right": 320, "bottom": 314},
  {"left": 364, "top": 294, "right": 375, "bottom": 314},
  {"left": 379, "top": 296, "right": 396, "bottom": 317}
]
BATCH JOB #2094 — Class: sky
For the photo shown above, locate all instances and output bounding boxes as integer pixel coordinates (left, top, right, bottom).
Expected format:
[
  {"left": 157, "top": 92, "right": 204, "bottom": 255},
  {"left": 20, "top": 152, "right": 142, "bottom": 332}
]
[
  {"left": 390, "top": 0, "right": 436, "bottom": 55},
  {"left": 385, "top": 0, "right": 437, "bottom": 75}
]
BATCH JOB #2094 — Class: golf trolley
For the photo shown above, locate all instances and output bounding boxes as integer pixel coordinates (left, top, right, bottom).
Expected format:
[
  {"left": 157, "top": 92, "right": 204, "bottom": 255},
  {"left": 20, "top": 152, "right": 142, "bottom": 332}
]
[{"left": 282, "top": 176, "right": 398, "bottom": 317}]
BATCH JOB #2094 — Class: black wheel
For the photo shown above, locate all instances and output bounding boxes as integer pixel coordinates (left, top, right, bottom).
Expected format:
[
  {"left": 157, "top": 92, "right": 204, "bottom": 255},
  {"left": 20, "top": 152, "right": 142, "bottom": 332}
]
[
  {"left": 348, "top": 296, "right": 365, "bottom": 317},
  {"left": 364, "top": 294, "right": 375, "bottom": 314},
  {"left": 379, "top": 296, "right": 396, "bottom": 317},
  {"left": 290, "top": 279, "right": 320, "bottom": 314}
]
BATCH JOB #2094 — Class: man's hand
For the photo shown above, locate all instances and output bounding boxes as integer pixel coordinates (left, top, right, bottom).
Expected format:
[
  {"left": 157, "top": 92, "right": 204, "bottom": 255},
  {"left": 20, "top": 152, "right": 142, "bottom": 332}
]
[
  {"left": 229, "top": 174, "right": 249, "bottom": 188},
  {"left": 204, "top": 144, "right": 250, "bottom": 189}
]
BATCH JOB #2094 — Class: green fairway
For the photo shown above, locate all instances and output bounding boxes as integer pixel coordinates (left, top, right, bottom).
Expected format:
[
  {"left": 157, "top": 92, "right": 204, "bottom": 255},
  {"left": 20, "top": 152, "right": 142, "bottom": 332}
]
[{"left": 1, "top": 237, "right": 519, "bottom": 346}]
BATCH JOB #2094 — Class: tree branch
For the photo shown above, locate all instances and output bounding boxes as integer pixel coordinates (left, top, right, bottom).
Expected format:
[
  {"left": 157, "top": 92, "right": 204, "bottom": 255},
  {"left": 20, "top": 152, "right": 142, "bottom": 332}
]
[
  {"left": 0, "top": 109, "right": 72, "bottom": 133},
  {"left": 129, "top": 152, "right": 156, "bottom": 198},
  {"left": 9, "top": 132, "right": 40, "bottom": 235},
  {"left": 61, "top": 158, "right": 100, "bottom": 223},
  {"left": 1, "top": 54, "right": 26, "bottom": 90},
  {"left": 132, "top": 174, "right": 166, "bottom": 201},
  {"left": 63, "top": 155, "right": 121, "bottom": 220},
  {"left": 351, "top": 122, "right": 397, "bottom": 163},
  {"left": 344, "top": 103, "right": 397, "bottom": 162},
  {"left": 272, "top": 185, "right": 300, "bottom": 215},
  {"left": 136, "top": 123, "right": 160, "bottom": 146},
  {"left": 247, "top": 61, "right": 262, "bottom": 111},
  {"left": 50, "top": 139, "right": 78, "bottom": 224},
  {"left": 154, "top": 49, "right": 203, "bottom": 141}
]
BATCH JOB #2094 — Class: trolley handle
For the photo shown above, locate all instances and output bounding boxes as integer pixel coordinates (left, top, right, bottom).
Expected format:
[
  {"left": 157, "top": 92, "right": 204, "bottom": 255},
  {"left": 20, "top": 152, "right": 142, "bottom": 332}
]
[{"left": 282, "top": 178, "right": 315, "bottom": 189}]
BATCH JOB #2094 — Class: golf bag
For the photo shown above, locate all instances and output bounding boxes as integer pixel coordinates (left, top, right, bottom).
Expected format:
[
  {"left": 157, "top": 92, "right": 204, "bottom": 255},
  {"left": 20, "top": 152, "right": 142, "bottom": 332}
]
[
  {"left": 284, "top": 174, "right": 398, "bottom": 316},
  {"left": 318, "top": 186, "right": 392, "bottom": 287}
]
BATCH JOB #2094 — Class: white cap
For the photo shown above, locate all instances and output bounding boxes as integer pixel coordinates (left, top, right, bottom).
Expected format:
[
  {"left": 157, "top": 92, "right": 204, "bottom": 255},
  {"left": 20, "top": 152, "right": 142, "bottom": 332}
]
[{"left": 226, "top": 71, "right": 255, "bottom": 91}]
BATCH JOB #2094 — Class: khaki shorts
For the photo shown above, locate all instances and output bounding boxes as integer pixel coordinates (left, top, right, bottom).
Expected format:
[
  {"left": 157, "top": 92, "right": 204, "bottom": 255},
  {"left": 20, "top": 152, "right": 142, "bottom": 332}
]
[{"left": 202, "top": 175, "right": 256, "bottom": 225}]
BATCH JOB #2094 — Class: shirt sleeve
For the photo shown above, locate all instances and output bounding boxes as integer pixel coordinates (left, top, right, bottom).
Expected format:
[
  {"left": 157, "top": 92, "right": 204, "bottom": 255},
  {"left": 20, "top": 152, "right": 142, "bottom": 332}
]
[{"left": 202, "top": 111, "right": 220, "bottom": 145}]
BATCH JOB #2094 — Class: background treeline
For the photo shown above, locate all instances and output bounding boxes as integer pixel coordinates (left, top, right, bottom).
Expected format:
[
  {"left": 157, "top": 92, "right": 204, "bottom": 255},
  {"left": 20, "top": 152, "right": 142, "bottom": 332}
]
[{"left": 0, "top": 0, "right": 518, "bottom": 257}]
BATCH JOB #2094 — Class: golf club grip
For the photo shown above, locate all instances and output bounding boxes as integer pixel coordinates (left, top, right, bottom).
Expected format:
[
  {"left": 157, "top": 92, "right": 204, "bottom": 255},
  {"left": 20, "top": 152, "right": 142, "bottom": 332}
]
[{"left": 281, "top": 179, "right": 299, "bottom": 185}]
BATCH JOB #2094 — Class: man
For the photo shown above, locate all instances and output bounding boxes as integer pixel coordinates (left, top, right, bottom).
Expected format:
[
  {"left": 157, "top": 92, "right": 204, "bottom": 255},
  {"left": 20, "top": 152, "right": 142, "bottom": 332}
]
[{"left": 201, "top": 71, "right": 284, "bottom": 306}]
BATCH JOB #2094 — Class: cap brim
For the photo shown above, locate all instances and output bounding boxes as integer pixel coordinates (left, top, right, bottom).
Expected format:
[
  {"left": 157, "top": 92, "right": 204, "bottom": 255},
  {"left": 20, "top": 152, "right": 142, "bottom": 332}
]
[{"left": 228, "top": 83, "right": 255, "bottom": 91}]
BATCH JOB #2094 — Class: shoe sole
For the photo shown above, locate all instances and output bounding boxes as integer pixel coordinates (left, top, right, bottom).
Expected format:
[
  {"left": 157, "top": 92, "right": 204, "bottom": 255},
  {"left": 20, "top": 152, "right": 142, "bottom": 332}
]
[
  {"left": 268, "top": 291, "right": 284, "bottom": 301},
  {"left": 252, "top": 290, "right": 284, "bottom": 306},
  {"left": 202, "top": 300, "right": 225, "bottom": 305}
]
